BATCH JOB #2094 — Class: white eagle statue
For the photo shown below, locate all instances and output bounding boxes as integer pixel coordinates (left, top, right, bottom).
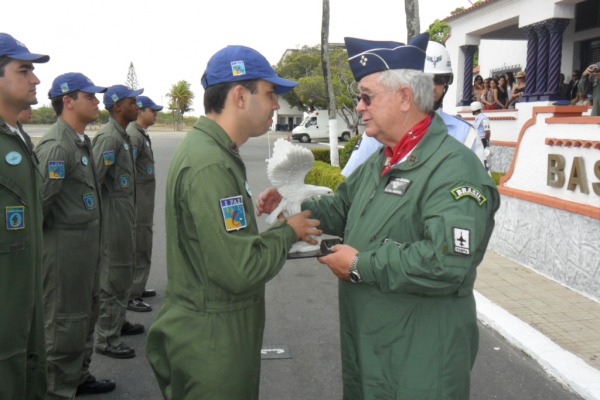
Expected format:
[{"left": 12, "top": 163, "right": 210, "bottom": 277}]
[{"left": 266, "top": 138, "right": 334, "bottom": 253}]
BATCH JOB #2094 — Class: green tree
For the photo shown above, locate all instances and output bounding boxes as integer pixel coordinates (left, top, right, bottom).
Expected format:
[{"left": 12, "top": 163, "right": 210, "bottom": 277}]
[
  {"left": 427, "top": 19, "right": 451, "bottom": 44},
  {"left": 167, "top": 80, "right": 194, "bottom": 131},
  {"left": 275, "top": 46, "right": 359, "bottom": 132},
  {"left": 31, "top": 106, "right": 57, "bottom": 124},
  {"left": 450, "top": 6, "right": 466, "bottom": 15}
]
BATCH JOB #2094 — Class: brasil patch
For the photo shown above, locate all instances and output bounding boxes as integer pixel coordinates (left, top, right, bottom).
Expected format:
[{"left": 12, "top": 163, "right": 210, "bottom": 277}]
[
  {"left": 6, "top": 206, "right": 25, "bottom": 230},
  {"left": 220, "top": 195, "right": 247, "bottom": 232},
  {"left": 451, "top": 185, "right": 487, "bottom": 206}
]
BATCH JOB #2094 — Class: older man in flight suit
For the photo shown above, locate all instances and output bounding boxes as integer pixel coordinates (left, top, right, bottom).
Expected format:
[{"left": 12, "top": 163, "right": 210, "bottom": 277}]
[
  {"left": 259, "top": 33, "right": 500, "bottom": 399},
  {"left": 35, "top": 72, "right": 116, "bottom": 397},
  {"left": 0, "top": 33, "right": 48, "bottom": 400},
  {"left": 126, "top": 96, "right": 163, "bottom": 313},
  {"left": 93, "top": 85, "right": 143, "bottom": 359}
]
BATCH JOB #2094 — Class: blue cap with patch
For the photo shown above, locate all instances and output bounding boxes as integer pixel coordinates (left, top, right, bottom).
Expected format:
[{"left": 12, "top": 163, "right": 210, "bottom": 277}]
[
  {"left": 344, "top": 33, "right": 429, "bottom": 82},
  {"left": 201, "top": 45, "right": 298, "bottom": 94},
  {"left": 136, "top": 96, "right": 163, "bottom": 111},
  {"left": 49, "top": 72, "right": 107, "bottom": 98},
  {"left": 103, "top": 85, "right": 144, "bottom": 109},
  {"left": 0, "top": 33, "right": 49, "bottom": 63}
]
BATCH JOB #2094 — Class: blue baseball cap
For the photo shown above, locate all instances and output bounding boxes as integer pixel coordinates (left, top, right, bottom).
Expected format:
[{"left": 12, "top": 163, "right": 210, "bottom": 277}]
[
  {"left": 49, "top": 72, "right": 107, "bottom": 98},
  {"left": 136, "top": 96, "right": 163, "bottom": 111},
  {"left": 0, "top": 33, "right": 49, "bottom": 63},
  {"left": 201, "top": 45, "right": 298, "bottom": 94},
  {"left": 345, "top": 33, "right": 430, "bottom": 82},
  {"left": 103, "top": 85, "right": 144, "bottom": 109}
]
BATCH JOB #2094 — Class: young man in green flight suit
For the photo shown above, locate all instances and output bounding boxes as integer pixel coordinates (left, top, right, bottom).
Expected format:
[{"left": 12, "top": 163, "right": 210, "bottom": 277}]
[
  {"left": 93, "top": 85, "right": 143, "bottom": 359},
  {"left": 259, "top": 34, "right": 500, "bottom": 399},
  {"left": 126, "top": 95, "right": 163, "bottom": 313},
  {"left": 35, "top": 72, "right": 116, "bottom": 398},
  {"left": 0, "top": 32, "right": 48, "bottom": 400},
  {"left": 146, "top": 45, "right": 322, "bottom": 400}
]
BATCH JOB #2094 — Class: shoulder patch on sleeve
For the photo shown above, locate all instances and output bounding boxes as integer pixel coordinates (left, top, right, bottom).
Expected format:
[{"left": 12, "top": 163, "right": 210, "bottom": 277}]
[
  {"left": 103, "top": 150, "right": 115, "bottom": 165},
  {"left": 453, "top": 227, "right": 470, "bottom": 255},
  {"left": 220, "top": 195, "right": 248, "bottom": 232},
  {"left": 451, "top": 185, "right": 487, "bottom": 206},
  {"left": 48, "top": 160, "right": 65, "bottom": 179}
]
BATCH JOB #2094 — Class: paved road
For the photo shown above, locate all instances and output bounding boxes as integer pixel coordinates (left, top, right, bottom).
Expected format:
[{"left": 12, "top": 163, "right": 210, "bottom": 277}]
[{"left": 71, "top": 129, "right": 581, "bottom": 399}]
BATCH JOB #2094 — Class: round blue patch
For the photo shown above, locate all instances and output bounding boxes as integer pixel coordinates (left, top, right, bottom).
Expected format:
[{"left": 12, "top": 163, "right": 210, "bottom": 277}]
[
  {"left": 82, "top": 156, "right": 89, "bottom": 166},
  {"left": 5, "top": 151, "right": 22, "bottom": 165}
]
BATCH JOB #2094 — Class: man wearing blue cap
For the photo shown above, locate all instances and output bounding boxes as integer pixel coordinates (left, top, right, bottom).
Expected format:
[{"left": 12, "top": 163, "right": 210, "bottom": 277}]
[
  {"left": 146, "top": 45, "right": 321, "bottom": 400},
  {"left": 0, "top": 32, "right": 48, "bottom": 400},
  {"left": 92, "top": 84, "right": 143, "bottom": 359},
  {"left": 259, "top": 33, "right": 500, "bottom": 399},
  {"left": 126, "top": 96, "right": 163, "bottom": 312},
  {"left": 35, "top": 72, "right": 116, "bottom": 397}
]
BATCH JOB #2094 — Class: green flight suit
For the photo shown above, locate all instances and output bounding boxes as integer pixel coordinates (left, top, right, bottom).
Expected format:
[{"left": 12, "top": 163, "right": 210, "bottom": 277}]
[
  {"left": 303, "top": 114, "right": 500, "bottom": 400},
  {"left": 35, "top": 118, "right": 102, "bottom": 399},
  {"left": 92, "top": 117, "right": 136, "bottom": 350},
  {"left": 0, "top": 118, "right": 47, "bottom": 399},
  {"left": 126, "top": 122, "right": 155, "bottom": 298},
  {"left": 146, "top": 116, "right": 297, "bottom": 400}
]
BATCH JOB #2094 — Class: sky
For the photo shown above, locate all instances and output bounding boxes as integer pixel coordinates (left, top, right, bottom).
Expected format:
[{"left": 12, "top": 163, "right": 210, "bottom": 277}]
[{"left": 3, "top": 0, "right": 471, "bottom": 116}]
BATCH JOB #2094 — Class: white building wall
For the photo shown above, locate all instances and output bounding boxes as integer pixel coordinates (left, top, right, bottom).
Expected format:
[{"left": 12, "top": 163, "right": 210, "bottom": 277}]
[{"left": 443, "top": 0, "right": 600, "bottom": 114}]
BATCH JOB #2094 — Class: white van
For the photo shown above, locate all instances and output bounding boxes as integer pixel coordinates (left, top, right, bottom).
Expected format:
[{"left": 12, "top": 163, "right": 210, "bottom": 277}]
[{"left": 291, "top": 110, "right": 352, "bottom": 143}]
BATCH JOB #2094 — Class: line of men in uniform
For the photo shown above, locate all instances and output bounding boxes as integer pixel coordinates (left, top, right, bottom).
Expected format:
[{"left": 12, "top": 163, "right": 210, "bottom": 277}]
[{"left": 0, "top": 32, "right": 162, "bottom": 399}]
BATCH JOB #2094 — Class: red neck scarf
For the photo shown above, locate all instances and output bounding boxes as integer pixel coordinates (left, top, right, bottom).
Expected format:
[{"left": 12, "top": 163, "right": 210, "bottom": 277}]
[{"left": 381, "top": 114, "right": 433, "bottom": 176}]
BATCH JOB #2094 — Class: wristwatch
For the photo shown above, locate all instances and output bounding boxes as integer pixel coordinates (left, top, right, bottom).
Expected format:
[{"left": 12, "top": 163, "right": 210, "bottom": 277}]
[{"left": 348, "top": 256, "right": 362, "bottom": 284}]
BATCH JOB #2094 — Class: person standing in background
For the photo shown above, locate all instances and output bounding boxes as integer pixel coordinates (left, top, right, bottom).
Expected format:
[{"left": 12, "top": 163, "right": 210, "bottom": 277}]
[
  {"left": 17, "top": 105, "right": 33, "bottom": 123},
  {"left": 126, "top": 95, "right": 163, "bottom": 312},
  {"left": 567, "top": 69, "right": 580, "bottom": 102},
  {"left": 0, "top": 32, "right": 49, "bottom": 400},
  {"left": 579, "top": 62, "right": 600, "bottom": 116},
  {"left": 93, "top": 85, "right": 143, "bottom": 359},
  {"left": 35, "top": 72, "right": 116, "bottom": 397}
]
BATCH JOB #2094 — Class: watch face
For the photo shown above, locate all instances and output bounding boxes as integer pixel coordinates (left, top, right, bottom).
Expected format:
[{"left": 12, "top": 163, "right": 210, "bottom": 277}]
[{"left": 349, "top": 272, "right": 360, "bottom": 283}]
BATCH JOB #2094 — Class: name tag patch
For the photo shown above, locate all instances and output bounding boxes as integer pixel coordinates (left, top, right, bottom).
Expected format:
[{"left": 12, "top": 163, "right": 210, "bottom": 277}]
[
  {"left": 83, "top": 193, "right": 96, "bottom": 210},
  {"left": 103, "top": 150, "right": 115, "bottom": 165},
  {"left": 6, "top": 206, "right": 25, "bottom": 230},
  {"left": 220, "top": 195, "right": 247, "bottom": 231},
  {"left": 48, "top": 160, "right": 65, "bottom": 179},
  {"left": 453, "top": 227, "right": 470, "bottom": 255},
  {"left": 384, "top": 177, "right": 412, "bottom": 196},
  {"left": 119, "top": 175, "right": 130, "bottom": 188},
  {"left": 451, "top": 185, "right": 487, "bottom": 206}
]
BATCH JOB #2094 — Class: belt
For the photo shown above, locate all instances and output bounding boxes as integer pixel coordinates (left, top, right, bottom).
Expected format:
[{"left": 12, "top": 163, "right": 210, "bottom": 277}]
[{"left": 166, "top": 281, "right": 262, "bottom": 314}]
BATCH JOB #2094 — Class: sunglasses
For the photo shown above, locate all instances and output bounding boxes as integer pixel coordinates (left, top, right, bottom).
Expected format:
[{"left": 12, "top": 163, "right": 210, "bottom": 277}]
[
  {"left": 434, "top": 74, "right": 453, "bottom": 86},
  {"left": 357, "top": 90, "right": 393, "bottom": 106}
]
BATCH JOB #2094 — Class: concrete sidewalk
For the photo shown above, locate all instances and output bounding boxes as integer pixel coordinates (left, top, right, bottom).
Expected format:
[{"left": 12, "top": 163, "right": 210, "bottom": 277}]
[{"left": 476, "top": 251, "right": 600, "bottom": 400}]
